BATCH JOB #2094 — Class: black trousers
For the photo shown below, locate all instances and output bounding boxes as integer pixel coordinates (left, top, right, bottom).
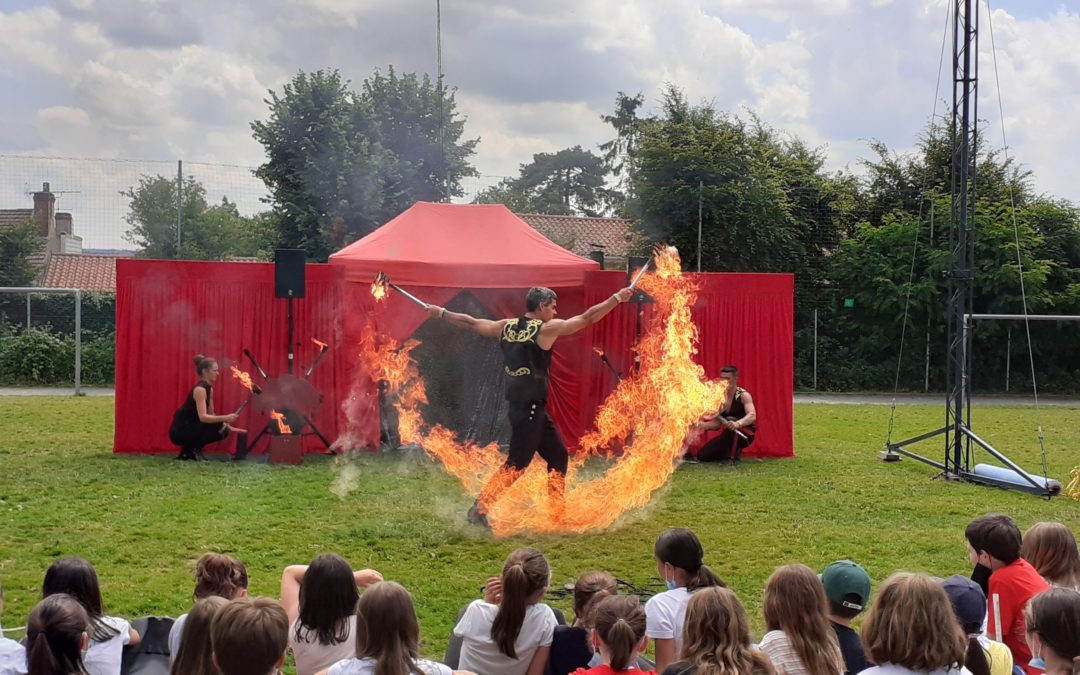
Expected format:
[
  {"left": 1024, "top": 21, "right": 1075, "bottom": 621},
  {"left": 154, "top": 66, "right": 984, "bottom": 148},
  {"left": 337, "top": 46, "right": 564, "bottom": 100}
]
[
  {"left": 505, "top": 400, "right": 568, "bottom": 475},
  {"left": 170, "top": 422, "right": 228, "bottom": 457},
  {"left": 697, "top": 429, "right": 752, "bottom": 462}
]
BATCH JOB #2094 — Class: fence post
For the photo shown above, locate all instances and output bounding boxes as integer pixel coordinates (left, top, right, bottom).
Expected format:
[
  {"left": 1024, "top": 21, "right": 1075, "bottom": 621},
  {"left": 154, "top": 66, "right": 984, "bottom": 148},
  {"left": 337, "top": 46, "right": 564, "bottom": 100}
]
[
  {"left": 75, "top": 290, "right": 81, "bottom": 396},
  {"left": 1005, "top": 327, "right": 1011, "bottom": 392},
  {"left": 813, "top": 308, "right": 818, "bottom": 391},
  {"left": 26, "top": 293, "right": 31, "bottom": 333},
  {"left": 176, "top": 159, "right": 183, "bottom": 250}
]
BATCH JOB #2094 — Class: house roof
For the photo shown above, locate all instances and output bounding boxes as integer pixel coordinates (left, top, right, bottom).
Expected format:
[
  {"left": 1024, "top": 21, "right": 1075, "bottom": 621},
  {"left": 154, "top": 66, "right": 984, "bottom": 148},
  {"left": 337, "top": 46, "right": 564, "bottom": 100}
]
[
  {"left": 42, "top": 253, "right": 128, "bottom": 292},
  {"left": 0, "top": 209, "right": 33, "bottom": 229},
  {"left": 516, "top": 213, "right": 638, "bottom": 258}
]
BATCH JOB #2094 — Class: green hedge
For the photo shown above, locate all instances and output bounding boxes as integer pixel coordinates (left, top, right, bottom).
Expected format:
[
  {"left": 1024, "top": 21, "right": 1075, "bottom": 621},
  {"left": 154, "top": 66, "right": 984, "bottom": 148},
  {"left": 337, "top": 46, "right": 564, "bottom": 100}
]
[{"left": 0, "top": 329, "right": 115, "bottom": 385}]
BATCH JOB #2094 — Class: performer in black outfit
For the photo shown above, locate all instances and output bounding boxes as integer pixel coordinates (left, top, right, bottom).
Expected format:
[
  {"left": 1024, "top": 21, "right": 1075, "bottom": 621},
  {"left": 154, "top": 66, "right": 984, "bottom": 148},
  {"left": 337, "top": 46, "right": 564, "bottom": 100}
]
[
  {"left": 693, "top": 365, "right": 757, "bottom": 463},
  {"left": 169, "top": 355, "right": 245, "bottom": 461},
  {"left": 426, "top": 286, "right": 633, "bottom": 527}
]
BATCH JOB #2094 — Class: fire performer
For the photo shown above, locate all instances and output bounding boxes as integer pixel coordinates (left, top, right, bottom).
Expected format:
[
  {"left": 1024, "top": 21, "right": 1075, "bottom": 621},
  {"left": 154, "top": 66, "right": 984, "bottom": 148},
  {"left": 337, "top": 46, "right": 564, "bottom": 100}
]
[
  {"left": 425, "top": 286, "right": 634, "bottom": 527},
  {"left": 169, "top": 355, "right": 247, "bottom": 461},
  {"left": 689, "top": 365, "right": 756, "bottom": 463}
]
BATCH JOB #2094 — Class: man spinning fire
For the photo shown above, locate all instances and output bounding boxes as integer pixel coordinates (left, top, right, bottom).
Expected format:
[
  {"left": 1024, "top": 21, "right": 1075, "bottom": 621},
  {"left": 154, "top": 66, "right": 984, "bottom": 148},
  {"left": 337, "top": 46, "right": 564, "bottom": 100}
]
[{"left": 425, "top": 286, "right": 634, "bottom": 528}]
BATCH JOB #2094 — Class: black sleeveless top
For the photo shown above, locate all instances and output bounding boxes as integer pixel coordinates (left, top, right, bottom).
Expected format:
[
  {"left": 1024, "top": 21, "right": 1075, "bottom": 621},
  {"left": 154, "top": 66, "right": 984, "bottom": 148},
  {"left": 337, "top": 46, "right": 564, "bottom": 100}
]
[
  {"left": 172, "top": 382, "right": 213, "bottom": 432},
  {"left": 500, "top": 317, "right": 551, "bottom": 402},
  {"left": 722, "top": 386, "right": 756, "bottom": 432}
]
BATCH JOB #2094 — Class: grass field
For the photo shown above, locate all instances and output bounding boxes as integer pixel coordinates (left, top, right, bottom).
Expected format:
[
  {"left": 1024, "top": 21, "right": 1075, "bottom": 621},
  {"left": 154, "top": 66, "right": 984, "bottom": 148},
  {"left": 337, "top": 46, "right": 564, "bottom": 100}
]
[{"left": 1, "top": 396, "right": 1078, "bottom": 669}]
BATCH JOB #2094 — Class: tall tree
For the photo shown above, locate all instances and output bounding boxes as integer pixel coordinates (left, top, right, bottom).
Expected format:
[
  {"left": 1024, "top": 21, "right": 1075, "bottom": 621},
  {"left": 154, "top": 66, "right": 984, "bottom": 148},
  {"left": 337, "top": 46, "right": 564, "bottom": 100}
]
[
  {"left": 474, "top": 146, "right": 612, "bottom": 216},
  {"left": 599, "top": 91, "right": 645, "bottom": 214},
  {"left": 0, "top": 218, "right": 44, "bottom": 286}
]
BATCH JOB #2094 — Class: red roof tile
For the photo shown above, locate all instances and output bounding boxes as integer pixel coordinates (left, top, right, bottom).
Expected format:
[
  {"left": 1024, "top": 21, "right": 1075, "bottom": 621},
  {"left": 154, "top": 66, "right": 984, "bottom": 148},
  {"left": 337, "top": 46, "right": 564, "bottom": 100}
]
[
  {"left": 516, "top": 213, "right": 640, "bottom": 258},
  {"left": 42, "top": 254, "right": 125, "bottom": 292}
]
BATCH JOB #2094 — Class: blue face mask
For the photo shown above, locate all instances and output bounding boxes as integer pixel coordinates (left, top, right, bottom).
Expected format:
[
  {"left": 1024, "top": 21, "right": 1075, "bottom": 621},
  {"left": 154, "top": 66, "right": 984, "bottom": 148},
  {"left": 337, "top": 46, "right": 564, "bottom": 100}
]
[
  {"left": 1028, "top": 655, "right": 1046, "bottom": 670},
  {"left": 665, "top": 579, "right": 677, "bottom": 591}
]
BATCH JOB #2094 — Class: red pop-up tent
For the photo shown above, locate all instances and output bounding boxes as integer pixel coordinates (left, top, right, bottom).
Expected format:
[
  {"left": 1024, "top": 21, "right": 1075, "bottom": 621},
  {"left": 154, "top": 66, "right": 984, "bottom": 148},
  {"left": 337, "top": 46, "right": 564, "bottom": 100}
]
[{"left": 328, "top": 202, "right": 600, "bottom": 449}]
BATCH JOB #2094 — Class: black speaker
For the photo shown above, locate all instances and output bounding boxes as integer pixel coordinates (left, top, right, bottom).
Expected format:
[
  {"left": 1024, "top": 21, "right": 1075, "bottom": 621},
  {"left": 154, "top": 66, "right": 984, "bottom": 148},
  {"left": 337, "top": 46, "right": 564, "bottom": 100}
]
[{"left": 274, "top": 249, "right": 305, "bottom": 298}]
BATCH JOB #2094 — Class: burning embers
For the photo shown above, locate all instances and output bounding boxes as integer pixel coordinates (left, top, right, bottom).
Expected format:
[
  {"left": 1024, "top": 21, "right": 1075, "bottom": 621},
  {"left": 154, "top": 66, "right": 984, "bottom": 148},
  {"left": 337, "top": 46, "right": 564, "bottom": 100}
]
[{"left": 352, "top": 246, "right": 724, "bottom": 536}]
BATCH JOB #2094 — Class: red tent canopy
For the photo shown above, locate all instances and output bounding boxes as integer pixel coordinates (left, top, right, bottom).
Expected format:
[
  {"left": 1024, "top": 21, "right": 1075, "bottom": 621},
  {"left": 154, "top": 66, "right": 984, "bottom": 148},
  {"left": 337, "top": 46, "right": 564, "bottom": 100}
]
[{"left": 328, "top": 202, "right": 599, "bottom": 287}]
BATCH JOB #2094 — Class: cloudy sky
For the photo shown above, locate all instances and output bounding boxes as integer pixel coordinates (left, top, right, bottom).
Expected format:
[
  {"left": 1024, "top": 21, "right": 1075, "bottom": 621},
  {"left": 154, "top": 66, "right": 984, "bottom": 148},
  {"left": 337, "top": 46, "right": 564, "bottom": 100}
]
[{"left": 0, "top": 0, "right": 1077, "bottom": 249}]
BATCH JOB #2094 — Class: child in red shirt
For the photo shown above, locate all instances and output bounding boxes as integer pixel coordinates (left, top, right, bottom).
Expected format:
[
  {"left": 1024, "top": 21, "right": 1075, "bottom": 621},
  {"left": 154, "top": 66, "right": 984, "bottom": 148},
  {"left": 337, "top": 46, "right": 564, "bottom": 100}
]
[
  {"left": 966, "top": 513, "right": 1050, "bottom": 674},
  {"left": 572, "top": 595, "right": 655, "bottom": 675}
]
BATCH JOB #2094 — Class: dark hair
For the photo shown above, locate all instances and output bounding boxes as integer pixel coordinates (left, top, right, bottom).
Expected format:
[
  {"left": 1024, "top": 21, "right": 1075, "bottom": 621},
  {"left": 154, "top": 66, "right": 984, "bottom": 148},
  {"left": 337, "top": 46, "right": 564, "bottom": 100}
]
[
  {"left": 525, "top": 287, "right": 557, "bottom": 312},
  {"left": 1025, "top": 588, "right": 1080, "bottom": 670},
  {"left": 355, "top": 581, "right": 421, "bottom": 675},
  {"left": 26, "top": 593, "right": 90, "bottom": 675},
  {"left": 42, "top": 557, "right": 119, "bottom": 643},
  {"left": 720, "top": 365, "right": 738, "bottom": 376},
  {"left": 572, "top": 571, "right": 617, "bottom": 625},
  {"left": 654, "top": 528, "right": 725, "bottom": 591},
  {"left": 492, "top": 548, "right": 550, "bottom": 658},
  {"left": 965, "top": 513, "right": 1022, "bottom": 564},
  {"left": 591, "top": 595, "right": 646, "bottom": 672},
  {"left": 828, "top": 599, "right": 861, "bottom": 621},
  {"left": 296, "top": 553, "right": 359, "bottom": 646},
  {"left": 193, "top": 354, "right": 217, "bottom": 377},
  {"left": 170, "top": 595, "right": 229, "bottom": 675},
  {"left": 193, "top": 553, "right": 248, "bottom": 600},
  {"left": 210, "top": 598, "right": 288, "bottom": 675}
]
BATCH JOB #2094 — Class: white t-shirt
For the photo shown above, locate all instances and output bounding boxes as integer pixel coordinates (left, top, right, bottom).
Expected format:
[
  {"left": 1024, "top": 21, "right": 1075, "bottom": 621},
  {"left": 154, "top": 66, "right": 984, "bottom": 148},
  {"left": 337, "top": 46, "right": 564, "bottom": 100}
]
[
  {"left": 453, "top": 600, "right": 557, "bottom": 675},
  {"left": 84, "top": 615, "right": 132, "bottom": 675},
  {"left": 645, "top": 587, "right": 692, "bottom": 658},
  {"left": 0, "top": 634, "right": 26, "bottom": 675},
  {"left": 327, "top": 656, "right": 452, "bottom": 675},
  {"left": 289, "top": 615, "right": 358, "bottom": 675},
  {"left": 168, "top": 612, "right": 188, "bottom": 657},
  {"left": 861, "top": 665, "right": 972, "bottom": 675}
]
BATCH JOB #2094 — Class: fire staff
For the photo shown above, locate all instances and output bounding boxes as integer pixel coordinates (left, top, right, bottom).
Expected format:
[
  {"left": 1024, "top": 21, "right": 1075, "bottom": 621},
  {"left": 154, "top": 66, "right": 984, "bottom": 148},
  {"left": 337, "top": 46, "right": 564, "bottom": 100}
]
[
  {"left": 169, "top": 355, "right": 246, "bottom": 461},
  {"left": 425, "top": 286, "right": 634, "bottom": 527}
]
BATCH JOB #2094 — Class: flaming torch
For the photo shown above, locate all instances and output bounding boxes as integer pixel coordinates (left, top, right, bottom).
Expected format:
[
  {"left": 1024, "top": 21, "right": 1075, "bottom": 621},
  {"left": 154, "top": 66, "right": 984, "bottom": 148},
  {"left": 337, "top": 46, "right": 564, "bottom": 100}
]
[
  {"left": 304, "top": 338, "right": 330, "bottom": 379},
  {"left": 372, "top": 272, "right": 429, "bottom": 309},
  {"left": 230, "top": 365, "right": 261, "bottom": 413},
  {"left": 593, "top": 347, "right": 623, "bottom": 381}
]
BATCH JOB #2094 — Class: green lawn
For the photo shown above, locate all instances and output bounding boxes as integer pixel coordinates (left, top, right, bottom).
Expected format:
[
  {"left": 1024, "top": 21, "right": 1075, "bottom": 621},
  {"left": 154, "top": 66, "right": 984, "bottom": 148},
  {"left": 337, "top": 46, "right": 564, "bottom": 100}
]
[{"left": 1, "top": 397, "right": 1078, "bottom": 668}]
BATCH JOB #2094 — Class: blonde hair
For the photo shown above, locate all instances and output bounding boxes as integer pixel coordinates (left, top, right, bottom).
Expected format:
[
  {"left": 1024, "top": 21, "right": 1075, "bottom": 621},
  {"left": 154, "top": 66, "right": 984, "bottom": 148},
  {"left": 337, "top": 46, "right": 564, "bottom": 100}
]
[
  {"left": 682, "top": 587, "right": 776, "bottom": 675},
  {"left": 1023, "top": 522, "right": 1080, "bottom": 589},
  {"left": 862, "top": 573, "right": 967, "bottom": 671},
  {"left": 355, "top": 582, "right": 422, "bottom": 675},
  {"left": 762, "top": 564, "right": 842, "bottom": 675},
  {"left": 170, "top": 596, "right": 229, "bottom": 675}
]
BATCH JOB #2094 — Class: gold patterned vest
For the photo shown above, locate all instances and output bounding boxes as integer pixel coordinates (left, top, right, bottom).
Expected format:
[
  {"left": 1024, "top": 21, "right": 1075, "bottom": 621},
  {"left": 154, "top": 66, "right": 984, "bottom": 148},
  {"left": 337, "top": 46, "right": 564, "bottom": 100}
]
[{"left": 500, "top": 316, "right": 552, "bottom": 401}]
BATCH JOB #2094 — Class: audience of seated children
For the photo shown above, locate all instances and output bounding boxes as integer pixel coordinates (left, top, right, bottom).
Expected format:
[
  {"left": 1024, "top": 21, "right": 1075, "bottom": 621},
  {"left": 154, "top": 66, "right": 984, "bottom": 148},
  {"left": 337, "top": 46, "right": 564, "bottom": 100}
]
[
  {"left": 169, "top": 552, "right": 248, "bottom": 659},
  {"left": 549, "top": 572, "right": 617, "bottom": 675},
  {"left": 41, "top": 557, "right": 139, "bottom": 675},
  {"left": 860, "top": 573, "right": 970, "bottom": 675},
  {"left": 966, "top": 514, "right": 1049, "bottom": 673},
  {"left": 320, "top": 580, "right": 473, "bottom": 675},
  {"left": 454, "top": 548, "right": 557, "bottom": 675},
  {"left": 210, "top": 598, "right": 289, "bottom": 675},
  {"left": 24, "top": 594, "right": 89, "bottom": 675},
  {"left": 661, "top": 586, "right": 775, "bottom": 675},
  {"left": 168, "top": 595, "right": 228, "bottom": 675},
  {"left": 1023, "top": 587, "right": 1080, "bottom": 675},
  {"left": 758, "top": 563, "right": 843, "bottom": 675},
  {"left": 645, "top": 529, "right": 725, "bottom": 673},
  {"left": 821, "top": 560, "right": 871, "bottom": 675},
  {"left": 571, "top": 595, "right": 654, "bottom": 675},
  {"left": 939, "top": 575, "right": 1013, "bottom": 675},
  {"left": 1021, "top": 522, "right": 1080, "bottom": 591},
  {"left": 280, "top": 554, "right": 383, "bottom": 675}
]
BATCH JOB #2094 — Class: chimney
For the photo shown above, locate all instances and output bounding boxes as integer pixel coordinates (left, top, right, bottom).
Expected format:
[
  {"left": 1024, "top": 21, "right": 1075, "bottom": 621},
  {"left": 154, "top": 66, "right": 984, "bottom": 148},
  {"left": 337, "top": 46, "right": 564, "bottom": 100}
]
[
  {"left": 55, "top": 212, "right": 73, "bottom": 236},
  {"left": 32, "top": 182, "right": 57, "bottom": 246}
]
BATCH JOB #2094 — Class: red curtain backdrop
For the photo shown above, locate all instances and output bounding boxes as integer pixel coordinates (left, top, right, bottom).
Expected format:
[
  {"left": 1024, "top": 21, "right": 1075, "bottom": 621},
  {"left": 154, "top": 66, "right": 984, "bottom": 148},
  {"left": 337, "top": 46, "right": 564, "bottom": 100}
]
[
  {"left": 114, "top": 261, "right": 791, "bottom": 459},
  {"left": 579, "top": 271, "right": 794, "bottom": 458},
  {"left": 114, "top": 260, "right": 351, "bottom": 454}
]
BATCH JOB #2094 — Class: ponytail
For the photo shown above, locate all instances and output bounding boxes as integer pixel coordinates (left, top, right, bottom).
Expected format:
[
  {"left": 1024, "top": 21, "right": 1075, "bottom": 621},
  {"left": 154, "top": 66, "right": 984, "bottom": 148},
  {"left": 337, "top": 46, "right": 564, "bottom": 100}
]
[
  {"left": 686, "top": 563, "right": 725, "bottom": 592},
  {"left": 964, "top": 636, "right": 991, "bottom": 675},
  {"left": 26, "top": 594, "right": 90, "bottom": 675},
  {"left": 193, "top": 355, "right": 216, "bottom": 377},
  {"left": 591, "top": 595, "right": 647, "bottom": 673},
  {"left": 491, "top": 548, "right": 550, "bottom": 659}
]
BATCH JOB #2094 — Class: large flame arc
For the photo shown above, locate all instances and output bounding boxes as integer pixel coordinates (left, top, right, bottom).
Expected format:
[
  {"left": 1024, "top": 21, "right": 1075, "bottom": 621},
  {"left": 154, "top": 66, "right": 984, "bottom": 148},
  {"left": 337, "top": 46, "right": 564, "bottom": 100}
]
[{"left": 352, "top": 247, "right": 726, "bottom": 535}]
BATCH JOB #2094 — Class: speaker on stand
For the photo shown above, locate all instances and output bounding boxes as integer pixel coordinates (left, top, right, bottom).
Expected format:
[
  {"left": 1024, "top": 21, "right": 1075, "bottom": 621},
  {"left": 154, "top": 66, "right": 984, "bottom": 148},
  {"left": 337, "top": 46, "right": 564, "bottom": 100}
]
[{"left": 275, "top": 249, "right": 306, "bottom": 373}]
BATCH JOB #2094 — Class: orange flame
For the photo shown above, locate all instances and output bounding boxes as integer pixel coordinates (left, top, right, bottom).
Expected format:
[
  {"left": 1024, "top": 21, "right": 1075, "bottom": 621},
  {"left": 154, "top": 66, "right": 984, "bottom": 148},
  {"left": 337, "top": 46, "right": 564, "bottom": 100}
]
[
  {"left": 346, "top": 245, "right": 725, "bottom": 535},
  {"left": 270, "top": 410, "right": 292, "bottom": 435},
  {"left": 593, "top": 347, "right": 605, "bottom": 357},
  {"left": 371, "top": 274, "right": 389, "bottom": 301},
  {"left": 312, "top": 337, "right": 328, "bottom": 350},
  {"left": 230, "top": 366, "right": 255, "bottom": 392}
]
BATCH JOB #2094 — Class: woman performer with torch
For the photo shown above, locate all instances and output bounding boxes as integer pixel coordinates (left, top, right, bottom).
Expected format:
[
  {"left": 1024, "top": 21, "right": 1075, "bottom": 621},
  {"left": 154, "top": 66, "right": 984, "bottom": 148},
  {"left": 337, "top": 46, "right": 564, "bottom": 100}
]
[
  {"left": 169, "top": 355, "right": 247, "bottom": 461},
  {"left": 425, "top": 285, "right": 634, "bottom": 528}
]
